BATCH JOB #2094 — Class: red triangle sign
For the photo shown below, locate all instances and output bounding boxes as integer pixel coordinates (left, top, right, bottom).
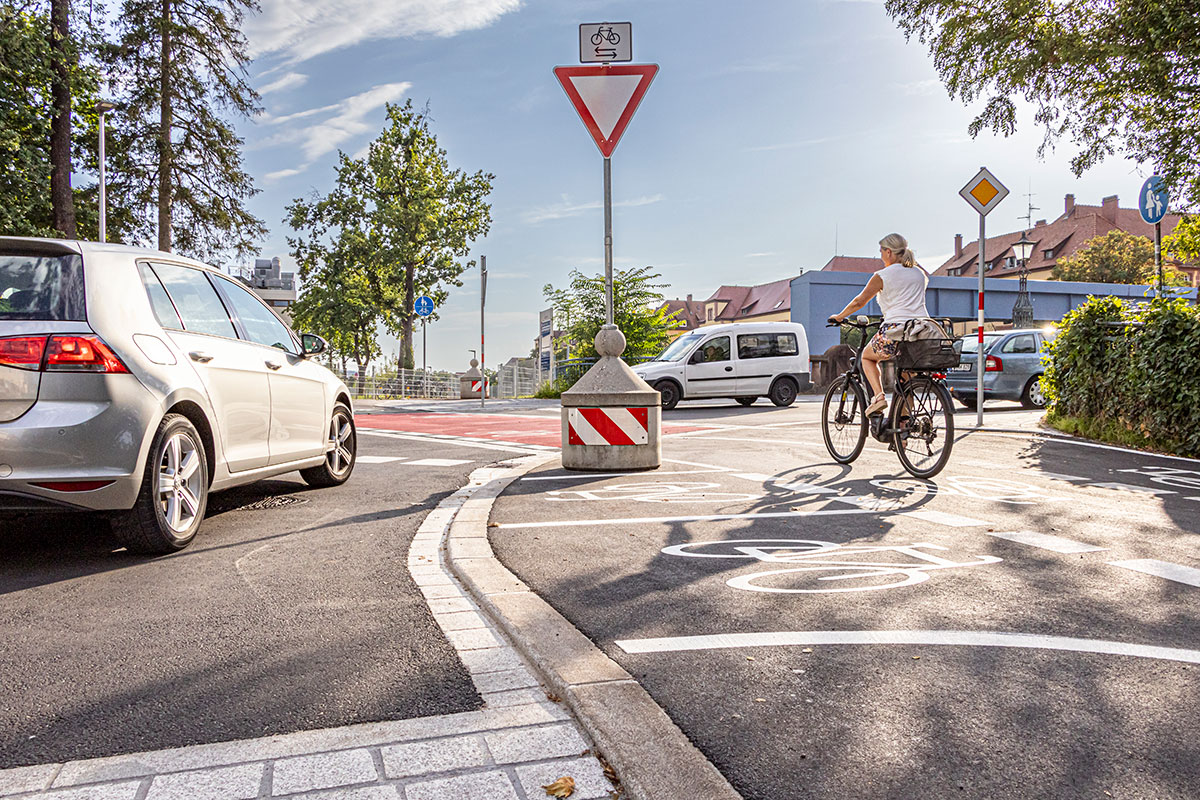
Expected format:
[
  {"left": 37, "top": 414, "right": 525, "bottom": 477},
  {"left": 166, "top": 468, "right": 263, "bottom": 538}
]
[{"left": 554, "top": 64, "right": 658, "bottom": 158}]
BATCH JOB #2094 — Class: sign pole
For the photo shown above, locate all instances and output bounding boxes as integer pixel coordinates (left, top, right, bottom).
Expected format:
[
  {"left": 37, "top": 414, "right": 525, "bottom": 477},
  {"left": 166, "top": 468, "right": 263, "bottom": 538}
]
[
  {"left": 604, "top": 156, "right": 614, "bottom": 325},
  {"left": 480, "top": 255, "right": 487, "bottom": 410},
  {"left": 1155, "top": 221, "right": 1163, "bottom": 295},
  {"left": 976, "top": 214, "right": 985, "bottom": 429},
  {"left": 422, "top": 317, "right": 428, "bottom": 398}
]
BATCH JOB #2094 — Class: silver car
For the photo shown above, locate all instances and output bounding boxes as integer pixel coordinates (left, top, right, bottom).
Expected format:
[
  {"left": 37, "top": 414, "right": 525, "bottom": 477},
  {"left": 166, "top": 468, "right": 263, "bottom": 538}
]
[
  {"left": 944, "top": 328, "right": 1056, "bottom": 410},
  {"left": 0, "top": 237, "right": 356, "bottom": 553}
]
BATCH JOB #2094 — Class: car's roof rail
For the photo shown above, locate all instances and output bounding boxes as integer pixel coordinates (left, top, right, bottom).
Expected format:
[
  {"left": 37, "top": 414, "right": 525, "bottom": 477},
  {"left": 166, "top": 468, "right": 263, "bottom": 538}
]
[{"left": 0, "top": 237, "right": 83, "bottom": 256}]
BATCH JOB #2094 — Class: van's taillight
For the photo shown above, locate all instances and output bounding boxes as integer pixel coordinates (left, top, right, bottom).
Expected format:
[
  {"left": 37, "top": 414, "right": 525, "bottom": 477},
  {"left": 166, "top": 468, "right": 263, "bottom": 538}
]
[
  {"left": 0, "top": 334, "right": 129, "bottom": 373},
  {"left": 0, "top": 336, "right": 46, "bottom": 370},
  {"left": 44, "top": 336, "right": 130, "bottom": 373}
]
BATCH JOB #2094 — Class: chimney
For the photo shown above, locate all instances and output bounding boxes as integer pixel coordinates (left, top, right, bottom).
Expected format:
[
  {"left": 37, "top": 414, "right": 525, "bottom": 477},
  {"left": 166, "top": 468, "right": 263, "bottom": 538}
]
[
  {"left": 686, "top": 294, "right": 692, "bottom": 303},
  {"left": 954, "top": 234, "right": 963, "bottom": 258},
  {"left": 1101, "top": 194, "right": 1119, "bottom": 223},
  {"left": 1065, "top": 194, "right": 1075, "bottom": 216}
]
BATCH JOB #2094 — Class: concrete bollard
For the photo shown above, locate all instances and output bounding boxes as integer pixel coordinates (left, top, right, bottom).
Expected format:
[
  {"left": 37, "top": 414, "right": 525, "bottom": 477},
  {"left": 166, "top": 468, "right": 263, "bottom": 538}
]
[
  {"left": 460, "top": 358, "right": 483, "bottom": 399},
  {"left": 561, "top": 325, "right": 661, "bottom": 471}
]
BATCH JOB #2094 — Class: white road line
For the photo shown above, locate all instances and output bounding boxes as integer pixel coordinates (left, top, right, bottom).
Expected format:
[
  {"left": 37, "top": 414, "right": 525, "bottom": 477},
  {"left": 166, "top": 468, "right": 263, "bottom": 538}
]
[
  {"left": 408, "top": 458, "right": 473, "bottom": 467},
  {"left": 493, "top": 507, "right": 885, "bottom": 529},
  {"left": 1033, "top": 471, "right": 1091, "bottom": 482},
  {"left": 356, "top": 455, "right": 406, "bottom": 464},
  {"left": 1108, "top": 559, "right": 1200, "bottom": 588},
  {"left": 959, "top": 429, "right": 1200, "bottom": 465},
  {"left": 986, "top": 530, "right": 1107, "bottom": 554},
  {"left": 521, "top": 469, "right": 722, "bottom": 481},
  {"left": 774, "top": 481, "right": 837, "bottom": 494},
  {"left": 896, "top": 509, "right": 990, "bottom": 527},
  {"left": 661, "top": 457, "right": 734, "bottom": 472},
  {"left": 613, "top": 629, "right": 1200, "bottom": 665},
  {"left": 358, "top": 429, "right": 548, "bottom": 455},
  {"left": 732, "top": 472, "right": 775, "bottom": 482},
  {"left": 687, "top": 435, "right": 827, "bottom": 450}
]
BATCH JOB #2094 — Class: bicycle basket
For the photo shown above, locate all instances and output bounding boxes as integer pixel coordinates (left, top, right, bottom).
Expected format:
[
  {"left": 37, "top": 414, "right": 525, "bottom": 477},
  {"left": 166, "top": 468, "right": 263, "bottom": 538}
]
[{"left": 895, "top": 338, "right": 962, "bottom": 371}]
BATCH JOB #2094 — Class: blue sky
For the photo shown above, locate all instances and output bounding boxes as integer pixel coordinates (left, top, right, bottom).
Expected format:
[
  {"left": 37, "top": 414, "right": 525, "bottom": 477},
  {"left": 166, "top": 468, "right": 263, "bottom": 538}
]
[{"left": 237, "top": 0, "right": 1151, "bottom": 371}]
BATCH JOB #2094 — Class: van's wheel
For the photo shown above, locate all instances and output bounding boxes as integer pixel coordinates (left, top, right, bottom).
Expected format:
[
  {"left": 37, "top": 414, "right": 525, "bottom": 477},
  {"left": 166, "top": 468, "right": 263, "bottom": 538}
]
[
  {"left": 736, "top": 397, "right": 757, "bottom": 407},
  {"left": 768, "top": 378, "right": 798, "bottom": 407},
  {"left": 1021, "top": 377, "right": 1047, "bottom": 409},
  {"left": 655, "top": 381, "right": 681, "bottom": 411},
  {"left": 301, "top": 402, "right": 357, "bottom": 488},
  {"left": 111, "top": 413, "right": 208, "bottom": 554}
]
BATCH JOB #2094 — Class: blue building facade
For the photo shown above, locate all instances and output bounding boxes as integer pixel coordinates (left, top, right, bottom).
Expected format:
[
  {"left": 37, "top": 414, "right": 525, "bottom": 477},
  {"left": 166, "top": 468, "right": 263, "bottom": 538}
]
[{"left": 791, "top": 271, "right": 1197, "bottom": 356}]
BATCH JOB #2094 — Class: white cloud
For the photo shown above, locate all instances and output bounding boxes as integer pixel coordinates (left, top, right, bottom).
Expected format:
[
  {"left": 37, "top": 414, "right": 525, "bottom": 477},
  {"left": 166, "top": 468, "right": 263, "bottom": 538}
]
[
  {"left": 258, "top": 71, "right": 308, "bottom": 95},
  {"left": 264, "top": 168, "right": 303, "bottom": 182},
  {"left": 745, "top": 252, "right": 776, "bottom": 258},
  {"left": 744, "top": 136, "right": 842, "bottom": 153},
  {"left": 255, "top": 82, "right": 412, "bottom": 176},
  {"left": 248, "top": 0, "right": 522, "bottom": 65},
  {"left": 899, "top": 79, "right": 944, "bottom": 97},
  {"left": 523, "top": 194, "right": 664, "bottom": 225}
]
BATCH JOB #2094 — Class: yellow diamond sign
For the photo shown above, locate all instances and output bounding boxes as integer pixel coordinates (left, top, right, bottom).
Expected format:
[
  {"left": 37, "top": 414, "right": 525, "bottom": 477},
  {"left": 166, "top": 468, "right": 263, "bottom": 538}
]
[{"left": 960, "top": 167, "right": 1009, "bottom": 216}]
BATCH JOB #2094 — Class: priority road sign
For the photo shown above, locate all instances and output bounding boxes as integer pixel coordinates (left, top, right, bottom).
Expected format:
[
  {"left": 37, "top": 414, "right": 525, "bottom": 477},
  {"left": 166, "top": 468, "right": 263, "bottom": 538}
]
[
  {"left": 553, "top": 64, "right": 658, "bottom": 158},
  {"left": 959, "top": 167, "right": 1009, "bottom": 216},
  {"left": 414, "top": 295, "right": 434, "bottom": 317},
  {"left": 1139, "top": 176, "right": 1169, "bottom": 225}
]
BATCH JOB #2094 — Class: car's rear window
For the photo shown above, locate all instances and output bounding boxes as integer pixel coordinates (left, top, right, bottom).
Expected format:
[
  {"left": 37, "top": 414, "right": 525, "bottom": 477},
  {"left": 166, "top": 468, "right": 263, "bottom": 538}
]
[{"left": 0, "top": 254, "right": 86, "bottom": 321}]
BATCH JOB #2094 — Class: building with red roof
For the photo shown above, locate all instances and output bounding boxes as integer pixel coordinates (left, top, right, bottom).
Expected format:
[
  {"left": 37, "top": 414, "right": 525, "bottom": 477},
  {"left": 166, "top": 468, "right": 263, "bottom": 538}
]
[{"left": 819, "top": 256, "right": 885, "bottom": 273}]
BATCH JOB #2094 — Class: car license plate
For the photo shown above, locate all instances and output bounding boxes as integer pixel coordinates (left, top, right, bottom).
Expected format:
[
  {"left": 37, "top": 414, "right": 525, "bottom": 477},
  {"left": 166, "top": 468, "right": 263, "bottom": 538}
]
[{"left": 950, "top": 364, "right": 971, "bottom": 372}]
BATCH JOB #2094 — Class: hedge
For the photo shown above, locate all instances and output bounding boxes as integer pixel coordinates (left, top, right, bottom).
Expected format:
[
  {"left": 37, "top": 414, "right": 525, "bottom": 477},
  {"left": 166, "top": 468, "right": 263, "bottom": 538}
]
[{"left": 1041, "top": 295, "right": 1200, "bottom": 457}]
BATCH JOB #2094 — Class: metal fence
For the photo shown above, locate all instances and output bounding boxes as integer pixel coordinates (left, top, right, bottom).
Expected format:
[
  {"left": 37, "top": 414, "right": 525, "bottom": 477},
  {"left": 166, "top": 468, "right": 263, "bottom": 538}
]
[
  {"left": 496, "top": 361, "right": 540, "bottom": 399},
  {"left": 335, "top": 369, "right": 460, "bottom": 400}
]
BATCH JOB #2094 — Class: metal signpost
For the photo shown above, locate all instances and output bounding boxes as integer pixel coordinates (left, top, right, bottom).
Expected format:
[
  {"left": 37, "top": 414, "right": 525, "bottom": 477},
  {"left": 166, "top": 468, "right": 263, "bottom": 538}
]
[
  {"left": 414, "top": 295, "right": 433, "bottom": 397},
  {"left": 554, "top": 48, "right": 657, "bottom": 325},
  {"left": 1139, "top": 176, "right": 1170, "bottom": 294},
  {"left": 480, "top": 256, "right": 487, "bottom": 409},
  {"left": 959, "top": 167, "right": 1010, "bottom": 429},
  {"left": 539, "top": 308, "right": 554, "bottom": 383},
  {"left": 579, "top": 22, "right": 632, "bottom": 63}
]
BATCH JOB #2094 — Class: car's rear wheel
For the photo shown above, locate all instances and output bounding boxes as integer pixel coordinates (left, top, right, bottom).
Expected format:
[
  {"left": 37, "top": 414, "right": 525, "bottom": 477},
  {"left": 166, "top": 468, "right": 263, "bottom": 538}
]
[
  {"left": 111, "top": 413, "right": 208, "bottom": 554},
  {"left": 656, "top": 380, "right": 681, "bottom": 411},
  {"left": 769, "top": 377, "right": 798, "bottom": 407},
  {"left": 957, "top": 395, "right": 978, "bottom": 411},
  {"left": 1021, "top": 377, "right": 1047, "bottom": 409},
  {"left": 301, "top": 402, "right": 356, "bottom": 488}
]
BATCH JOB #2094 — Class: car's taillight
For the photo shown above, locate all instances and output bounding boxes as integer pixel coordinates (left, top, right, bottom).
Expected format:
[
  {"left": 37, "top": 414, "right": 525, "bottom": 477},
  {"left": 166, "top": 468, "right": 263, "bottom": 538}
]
[
  {"left": 985, "top": 356, "right": 1003, "bottom": 372},
  {"left": 0, "top": 336, "right": 47, "bottom": 370},
  {"left": 44, "top": 335, "right": 130, "bottom": 373}
]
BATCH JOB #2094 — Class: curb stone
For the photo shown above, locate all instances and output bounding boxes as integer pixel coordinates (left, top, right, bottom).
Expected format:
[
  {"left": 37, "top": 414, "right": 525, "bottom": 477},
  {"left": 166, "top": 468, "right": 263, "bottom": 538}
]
[{"left": 445, "top": 455, "right": 744, "bottom": 800}]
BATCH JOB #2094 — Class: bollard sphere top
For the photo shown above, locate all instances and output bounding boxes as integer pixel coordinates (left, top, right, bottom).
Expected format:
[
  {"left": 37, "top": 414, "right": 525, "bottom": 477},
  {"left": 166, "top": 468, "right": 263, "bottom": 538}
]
[
  {"left": 594, "top": 325, "right": 626, "bottom": 358},
  {"left": 469, "top": 358, "right": 479, "bottom": 368}
]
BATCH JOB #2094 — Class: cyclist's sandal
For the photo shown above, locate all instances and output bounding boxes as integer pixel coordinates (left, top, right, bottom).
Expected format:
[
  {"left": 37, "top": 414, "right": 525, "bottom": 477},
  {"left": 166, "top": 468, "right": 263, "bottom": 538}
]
[{"left": 866, "top": 392, "right": 888, "bottom": 417}]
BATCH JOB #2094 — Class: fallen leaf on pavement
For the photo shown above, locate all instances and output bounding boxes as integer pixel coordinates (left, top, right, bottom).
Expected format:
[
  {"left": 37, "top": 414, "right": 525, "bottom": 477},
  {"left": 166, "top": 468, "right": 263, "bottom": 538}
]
[
  {"left": 802, "top": 648, "right": 813, "bottom": 653},
  {"left": 543, "top": 776, "right": 575, "bottom": 797}
]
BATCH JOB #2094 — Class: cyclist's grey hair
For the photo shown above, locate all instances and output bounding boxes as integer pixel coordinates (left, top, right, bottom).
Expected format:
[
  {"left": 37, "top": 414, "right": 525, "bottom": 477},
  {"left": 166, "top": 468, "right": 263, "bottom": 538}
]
[{"left": 879, "top": 233, "right": 918, "bottom": 268}]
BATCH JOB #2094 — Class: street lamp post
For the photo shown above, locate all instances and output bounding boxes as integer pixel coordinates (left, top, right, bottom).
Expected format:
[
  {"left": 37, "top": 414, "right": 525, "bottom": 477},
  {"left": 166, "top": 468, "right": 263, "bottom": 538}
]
[
  {"left": 1011, "top": 231, "right": 1036, "bottom": 329},
  {"left": 95, "top": 100, "right": 117, "bottom": 243}
]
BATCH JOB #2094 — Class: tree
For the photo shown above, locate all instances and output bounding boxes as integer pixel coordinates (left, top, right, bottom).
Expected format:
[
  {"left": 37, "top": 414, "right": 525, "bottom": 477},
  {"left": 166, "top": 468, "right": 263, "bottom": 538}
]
[
  {"left": 106, "top": 0, "right": 265, "bottom": 259},
  {"left": 1051, "top": 229, "right": 1188, "bottom": 285},
  {"left": 47, "top": 0, "right": 75, "bottom": 236},
  {"left": 885, "top": 0, "right": 1200, "bottom": 210},
  {"left": 289, "top": 254, "right": 381, "bottom": 394},
  {"left": 542, "top": 266, "right": 677, "bottom": 362},
  {"left": 286, "top": 100, "right": 493, "bottom": 370},
  {"left": 1164, "top": 215, "right": 1200, "bottom": 269}
]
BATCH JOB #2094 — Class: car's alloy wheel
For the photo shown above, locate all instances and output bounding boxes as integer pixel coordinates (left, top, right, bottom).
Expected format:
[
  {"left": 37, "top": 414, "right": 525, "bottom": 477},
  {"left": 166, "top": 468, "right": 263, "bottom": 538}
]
[
  {"left": 301, "top": 403, "right": 356, "bottom": 488},
  {"left": 1022, "top": 377, "right": 1047, "bottom": 409},
  {"left": 158, "top": 430, "right": 204, "bottom": 534}
]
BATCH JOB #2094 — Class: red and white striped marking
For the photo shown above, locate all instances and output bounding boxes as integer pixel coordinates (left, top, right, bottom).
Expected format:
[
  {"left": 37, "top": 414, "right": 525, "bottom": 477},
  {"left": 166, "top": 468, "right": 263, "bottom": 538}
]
[
  {"left": 568, "top": 407, "right": 650, "bottom": 446},
  {"left": 471, "top": 380, "right": 482, "bottom": 392}
]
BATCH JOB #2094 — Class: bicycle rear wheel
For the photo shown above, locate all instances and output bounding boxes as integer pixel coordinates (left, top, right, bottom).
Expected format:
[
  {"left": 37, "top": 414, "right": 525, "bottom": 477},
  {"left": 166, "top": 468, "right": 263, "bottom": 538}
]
[
  {"left": 892, "top": 376, "right": 954, "bottom": 478},
  {"left": 822, "top": 375, "right": 868, "bottom": 463}
]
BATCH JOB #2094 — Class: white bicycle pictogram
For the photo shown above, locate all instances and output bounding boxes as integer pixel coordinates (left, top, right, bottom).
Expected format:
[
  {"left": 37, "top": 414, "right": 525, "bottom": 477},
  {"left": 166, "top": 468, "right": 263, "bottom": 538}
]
[
  {"left": 546, "top": 481, "right": 761, "bottom": 504},
  {"left": 661, "top": 538, "right": 1002, "bottom": 593}
]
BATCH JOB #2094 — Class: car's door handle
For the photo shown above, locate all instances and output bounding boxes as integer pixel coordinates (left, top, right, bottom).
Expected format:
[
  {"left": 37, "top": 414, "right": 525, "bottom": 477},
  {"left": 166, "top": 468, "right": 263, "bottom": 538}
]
[
  {"left": 265, "top": 360, "right": 282, "bottom": 371},
  {"left": 188, "top": 351, "right": 214, "bottom": 363},
  {"left": 725, "top": 366, "right": 733, "bottom": 372}
]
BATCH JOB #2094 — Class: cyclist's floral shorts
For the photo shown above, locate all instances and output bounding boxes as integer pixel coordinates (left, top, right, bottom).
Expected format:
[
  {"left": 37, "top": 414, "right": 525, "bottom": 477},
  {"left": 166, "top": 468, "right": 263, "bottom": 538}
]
[{"left": 869, "top": 323, "right": 904, "bottom": 357}]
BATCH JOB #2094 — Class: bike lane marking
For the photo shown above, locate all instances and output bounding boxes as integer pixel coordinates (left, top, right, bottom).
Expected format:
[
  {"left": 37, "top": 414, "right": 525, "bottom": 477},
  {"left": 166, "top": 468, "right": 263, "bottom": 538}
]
[
  {"left": 611, "top": 630, "right": 1200, "bottom": 665},
  {"left": 1107, "top": 559, "right": 1200, "bottom": 588},
  {"left": 986, "top": 530, "right": 1108, "bottom": 554}
]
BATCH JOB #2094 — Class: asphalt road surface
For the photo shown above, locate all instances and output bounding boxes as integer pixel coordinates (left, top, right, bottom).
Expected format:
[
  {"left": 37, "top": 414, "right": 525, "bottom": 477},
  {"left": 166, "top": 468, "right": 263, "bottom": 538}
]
[
  {"left": 490, "top": 407, "right": 1200, "bottom": 800},
  {"left": 0, "top": 422, "right": 501, "bottom": 768}
]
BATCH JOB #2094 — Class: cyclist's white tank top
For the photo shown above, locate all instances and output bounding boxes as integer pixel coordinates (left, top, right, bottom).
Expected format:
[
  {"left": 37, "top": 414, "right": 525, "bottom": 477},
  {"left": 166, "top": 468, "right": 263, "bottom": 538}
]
[{"left": 877, "top": 263, "right": 930, "bottom": 323}]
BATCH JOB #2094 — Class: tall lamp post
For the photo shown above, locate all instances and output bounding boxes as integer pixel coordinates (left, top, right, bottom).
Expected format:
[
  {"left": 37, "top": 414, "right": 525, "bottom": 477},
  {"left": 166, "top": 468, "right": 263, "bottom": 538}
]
[
  {"left": 1011, "top": 231, "right": 1036, "bottom": 328},
  {"left": 95, "top": 99, "right": 117, "bottom": 243}
]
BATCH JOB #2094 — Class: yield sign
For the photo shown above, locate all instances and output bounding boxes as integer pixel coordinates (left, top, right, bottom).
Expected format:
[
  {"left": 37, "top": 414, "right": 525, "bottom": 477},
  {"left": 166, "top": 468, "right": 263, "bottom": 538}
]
[{"left": 554, "top": 64, "right": 658, "bottom": 158}]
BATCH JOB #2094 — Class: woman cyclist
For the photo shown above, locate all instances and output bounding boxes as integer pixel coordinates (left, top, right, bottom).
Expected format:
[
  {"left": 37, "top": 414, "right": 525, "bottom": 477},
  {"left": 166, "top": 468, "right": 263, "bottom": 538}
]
[{"left": 827, "top": 233, "right": 940, "bottom": 417}]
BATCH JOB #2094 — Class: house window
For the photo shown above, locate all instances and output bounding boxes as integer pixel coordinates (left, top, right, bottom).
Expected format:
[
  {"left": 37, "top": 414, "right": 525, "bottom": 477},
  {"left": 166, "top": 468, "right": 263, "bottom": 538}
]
[{"left": 1043, "top": 249, "right": 1054, "bottom": 259}]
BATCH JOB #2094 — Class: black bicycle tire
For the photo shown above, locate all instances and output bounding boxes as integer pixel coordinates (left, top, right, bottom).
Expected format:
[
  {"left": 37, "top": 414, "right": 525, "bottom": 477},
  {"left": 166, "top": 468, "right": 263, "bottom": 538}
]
[
  {"left": 822, "top": 375, "right": 868, "bottom": 463},
  {"left": 892, "top": 376, "right": 954, "bottom": 478}
]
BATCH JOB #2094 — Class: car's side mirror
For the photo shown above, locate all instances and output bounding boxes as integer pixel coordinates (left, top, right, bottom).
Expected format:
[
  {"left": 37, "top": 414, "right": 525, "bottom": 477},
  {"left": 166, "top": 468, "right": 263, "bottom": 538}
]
[
  {"left": 689, "top": 350, "right": 703, "bottom": 364},
  {"left": 300, "top": 333, "right": 327, "bottom": 357}
]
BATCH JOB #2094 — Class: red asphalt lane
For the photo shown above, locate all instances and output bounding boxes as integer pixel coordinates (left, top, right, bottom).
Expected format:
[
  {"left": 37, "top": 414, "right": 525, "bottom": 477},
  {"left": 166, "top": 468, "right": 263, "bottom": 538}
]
[{"left": 356, "top": 412, "right": 709, "bottom": 448}]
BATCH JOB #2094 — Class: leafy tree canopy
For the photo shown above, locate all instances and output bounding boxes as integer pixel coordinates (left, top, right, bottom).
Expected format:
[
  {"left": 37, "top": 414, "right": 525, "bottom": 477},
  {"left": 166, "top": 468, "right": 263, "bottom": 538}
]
[
  {"left": 1051, "top": 229, "right": 1188, "bottom": 285},
  {"left": 886, "top": 0, "right": 1200, "bottom": 210},
  {"left": 543, "top": 266, "right": 677, "bottom": 362},
  {"left": 1164, "top": 215, "right": 1200, "bottom": 268}
]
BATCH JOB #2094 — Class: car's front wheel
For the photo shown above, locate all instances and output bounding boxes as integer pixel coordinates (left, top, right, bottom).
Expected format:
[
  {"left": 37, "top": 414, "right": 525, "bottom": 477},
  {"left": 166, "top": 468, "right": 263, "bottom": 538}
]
[
  {"left": 112, "top": 413, "right": 208, "bottom": 554},
  {"left": 301, "top": 402, "right": 357, "bottom": 488}
]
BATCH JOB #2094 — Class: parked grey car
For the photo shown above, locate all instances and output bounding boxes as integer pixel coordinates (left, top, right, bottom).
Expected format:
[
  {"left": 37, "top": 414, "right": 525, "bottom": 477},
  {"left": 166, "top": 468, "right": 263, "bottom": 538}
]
[
  {"left": 944, "top": 328, "right": 1055, "bottom": 410},
  {"left": 0, "top": 238, "right": 356, "bottom": 553}
]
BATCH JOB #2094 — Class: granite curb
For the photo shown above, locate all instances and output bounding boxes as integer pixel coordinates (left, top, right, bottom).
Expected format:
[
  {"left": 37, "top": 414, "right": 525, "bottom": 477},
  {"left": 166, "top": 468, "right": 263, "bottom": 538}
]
[{"left": 444, "top": 456, "right": 744, "bottom": 800}]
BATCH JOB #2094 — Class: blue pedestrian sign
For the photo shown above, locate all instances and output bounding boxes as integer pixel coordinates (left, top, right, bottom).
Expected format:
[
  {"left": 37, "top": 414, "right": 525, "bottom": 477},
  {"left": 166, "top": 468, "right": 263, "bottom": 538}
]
[
  {"left": 414, "top": 296, "right": 434, "bottom": 317},
  {"left": 1139, "top": 176, "right": 1170, "bottom": 225}
]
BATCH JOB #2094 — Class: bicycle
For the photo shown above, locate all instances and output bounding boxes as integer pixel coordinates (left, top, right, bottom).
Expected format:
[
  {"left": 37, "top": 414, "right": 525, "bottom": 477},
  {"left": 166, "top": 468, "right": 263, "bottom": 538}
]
[
  {"left": 590, "top": 26, "right": 621, "bottom": 45},
  {"left": 820, "top": 316, "right": 960, "bottom": 478}
]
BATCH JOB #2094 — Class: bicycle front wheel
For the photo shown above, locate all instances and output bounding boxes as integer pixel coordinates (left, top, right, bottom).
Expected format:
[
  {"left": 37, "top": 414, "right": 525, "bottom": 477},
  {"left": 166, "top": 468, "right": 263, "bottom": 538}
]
[
  {"left": 892, "top": 376, "right": 954, "bottom": 478},
  {"left": 822, "top": 375, "right": 868, "bottom": 463}
]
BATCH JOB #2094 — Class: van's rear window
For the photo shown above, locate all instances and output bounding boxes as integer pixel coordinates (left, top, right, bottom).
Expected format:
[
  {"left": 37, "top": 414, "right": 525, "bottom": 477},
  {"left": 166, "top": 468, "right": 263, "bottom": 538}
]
[{"left": 0, "top": 254, "right": 86, "bottom": 321}]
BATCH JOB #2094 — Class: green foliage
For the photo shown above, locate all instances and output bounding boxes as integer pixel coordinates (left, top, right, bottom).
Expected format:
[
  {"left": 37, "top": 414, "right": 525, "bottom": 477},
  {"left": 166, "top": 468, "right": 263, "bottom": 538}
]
[
  {"left": 532, "top": 380, "right": 567, "bottom": 399},
  {"left": 885, "top": 0, "right": 1200, "bottom": 210},
  {"left": 287, "top": 100, "right": 493, "bottom": 371},
  {"left": 1164, "top": 215, "right": 1200, "bottom": 269},
  {"left": 542, "top": 265, "right": 676, "bottom": 362},
  {"left": 1041, "top": 295, "right": 1200, "bottom": 457},
  {"left": 1050, "top": 230, "right": 1189, "bottom": 285},
  {"left": 106, "top": 0, "right": 265, "bottom": 258}
]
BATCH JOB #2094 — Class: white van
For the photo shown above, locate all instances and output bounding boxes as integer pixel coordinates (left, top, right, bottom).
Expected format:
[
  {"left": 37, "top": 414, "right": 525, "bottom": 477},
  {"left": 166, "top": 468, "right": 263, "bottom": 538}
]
[{"left": 631, "top": 321, "right": 811, "bottom": 410}]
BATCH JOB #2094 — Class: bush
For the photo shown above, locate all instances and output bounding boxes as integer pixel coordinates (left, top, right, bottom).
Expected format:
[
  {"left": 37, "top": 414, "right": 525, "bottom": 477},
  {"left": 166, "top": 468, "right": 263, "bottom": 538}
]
[{"left": 1042, "top": 295, "right": 1200, "bottom": 457}]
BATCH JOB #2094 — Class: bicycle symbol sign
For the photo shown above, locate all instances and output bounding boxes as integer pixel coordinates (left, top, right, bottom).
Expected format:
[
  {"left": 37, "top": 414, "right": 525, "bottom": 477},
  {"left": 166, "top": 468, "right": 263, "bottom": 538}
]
[
  {"left": 579, "top": 22, "right": 632, "bottom": 63},
  {"left": 662, "top": 539, "right": 1001, "bottom": 594}
]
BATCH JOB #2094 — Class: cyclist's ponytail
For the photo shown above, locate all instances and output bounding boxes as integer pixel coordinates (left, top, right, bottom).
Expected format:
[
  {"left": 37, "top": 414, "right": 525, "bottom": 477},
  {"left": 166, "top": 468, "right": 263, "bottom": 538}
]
[{"left": 879, "top": 233, "right": 917, "bottom": 268}]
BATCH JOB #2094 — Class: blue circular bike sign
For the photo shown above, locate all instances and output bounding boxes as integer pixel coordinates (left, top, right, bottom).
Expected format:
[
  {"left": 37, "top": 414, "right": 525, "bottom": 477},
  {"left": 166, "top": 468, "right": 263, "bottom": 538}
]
[
  {"left": 1139, "top": 176, "right": 1170, "bottom": 225},
  {"left": 414, "top": 296, "right": 434, "bottom": 317}
]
